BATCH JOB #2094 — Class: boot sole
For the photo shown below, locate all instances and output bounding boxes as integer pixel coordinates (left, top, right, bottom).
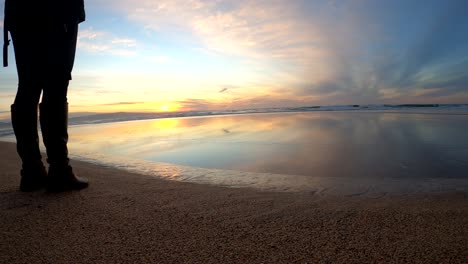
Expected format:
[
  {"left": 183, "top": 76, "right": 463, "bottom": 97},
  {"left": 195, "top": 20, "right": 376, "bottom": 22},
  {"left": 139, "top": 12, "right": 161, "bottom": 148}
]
[{"left": 46, "top": 181, "right": 89, "bottom": 192}]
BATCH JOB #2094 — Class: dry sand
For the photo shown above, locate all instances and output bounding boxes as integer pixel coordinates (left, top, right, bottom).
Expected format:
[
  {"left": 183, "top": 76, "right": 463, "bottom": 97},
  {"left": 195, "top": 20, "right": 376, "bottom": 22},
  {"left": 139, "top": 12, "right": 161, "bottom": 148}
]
[{"left": 0, "top": 141, "right": 467, "bottom": 263}]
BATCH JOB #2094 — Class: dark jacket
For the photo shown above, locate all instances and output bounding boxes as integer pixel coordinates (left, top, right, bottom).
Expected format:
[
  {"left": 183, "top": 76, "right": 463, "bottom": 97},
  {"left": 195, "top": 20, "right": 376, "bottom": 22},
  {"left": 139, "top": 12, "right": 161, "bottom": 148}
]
[
  {"left": 4, "top": 0, "right": 85, "bottom": 29},
  {"left": 3, "top": 0, "right": 85, "bottom": 66}
]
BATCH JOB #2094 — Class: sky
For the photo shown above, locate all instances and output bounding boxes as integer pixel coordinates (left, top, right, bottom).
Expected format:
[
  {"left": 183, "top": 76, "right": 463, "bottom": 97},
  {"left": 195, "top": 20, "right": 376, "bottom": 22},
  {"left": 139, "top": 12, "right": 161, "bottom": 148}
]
[{"left": 1, "top": 0, "right": 468, "bottom": 114}]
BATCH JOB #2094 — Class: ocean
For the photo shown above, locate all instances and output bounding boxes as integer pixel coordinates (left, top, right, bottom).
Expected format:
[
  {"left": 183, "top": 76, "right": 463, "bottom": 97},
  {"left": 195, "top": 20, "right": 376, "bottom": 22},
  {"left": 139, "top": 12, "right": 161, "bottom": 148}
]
[{"left": 1, "top": 105, "right": 468, "bottom": 195}]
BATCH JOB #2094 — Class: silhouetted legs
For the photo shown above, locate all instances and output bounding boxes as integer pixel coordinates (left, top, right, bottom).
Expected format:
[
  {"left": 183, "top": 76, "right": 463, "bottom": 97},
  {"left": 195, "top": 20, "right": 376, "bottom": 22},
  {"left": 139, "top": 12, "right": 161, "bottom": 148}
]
[{"left": 11, "top": 23, "right": 88, "bottom": 192}]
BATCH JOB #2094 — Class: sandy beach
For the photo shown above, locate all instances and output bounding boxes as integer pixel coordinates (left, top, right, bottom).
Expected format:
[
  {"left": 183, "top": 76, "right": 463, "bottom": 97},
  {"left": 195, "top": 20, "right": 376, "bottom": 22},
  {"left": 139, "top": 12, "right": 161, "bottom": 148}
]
[{"left": 1, "top": 141, "right": 467, "bottom": 263}]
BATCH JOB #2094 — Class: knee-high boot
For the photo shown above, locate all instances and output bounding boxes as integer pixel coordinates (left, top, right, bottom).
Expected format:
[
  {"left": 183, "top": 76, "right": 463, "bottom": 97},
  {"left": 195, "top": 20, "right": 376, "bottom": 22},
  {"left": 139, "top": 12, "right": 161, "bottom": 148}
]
[
  {"left": 39, "top": 102, "right": 88, "bottom": 192},
  {"left": 11, "top": 104, "right": 47, "bottom": 192}
]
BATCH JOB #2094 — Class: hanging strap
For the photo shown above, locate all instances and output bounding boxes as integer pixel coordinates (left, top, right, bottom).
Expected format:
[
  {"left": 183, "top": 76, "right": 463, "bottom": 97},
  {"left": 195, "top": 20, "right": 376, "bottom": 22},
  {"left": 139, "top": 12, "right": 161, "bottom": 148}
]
[
  {"left": 3, "top": 0, "right": 10, "bottom": 67},
  {"left": 3, "top": 21, "right": 9, "bottom": 67},
  {"left": 3, "top": 7, "right": 10, "bottom": 67}
]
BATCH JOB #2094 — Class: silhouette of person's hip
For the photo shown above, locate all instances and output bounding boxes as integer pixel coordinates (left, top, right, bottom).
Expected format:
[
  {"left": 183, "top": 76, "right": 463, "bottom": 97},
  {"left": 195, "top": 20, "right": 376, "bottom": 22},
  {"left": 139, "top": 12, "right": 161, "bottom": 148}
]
[{"left": 11, "top": 24, "right": 78, "bottom": 106}]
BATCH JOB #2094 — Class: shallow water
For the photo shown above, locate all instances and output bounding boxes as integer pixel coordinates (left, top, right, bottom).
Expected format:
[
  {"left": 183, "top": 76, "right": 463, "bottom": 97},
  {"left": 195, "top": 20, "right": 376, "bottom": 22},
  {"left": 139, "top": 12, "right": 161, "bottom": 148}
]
[
  {"left": 67, "top": 111, "right": 468, "bottom": 180},
  {"left": 2, "top": 110, "right": 468, "bottom": 194}
]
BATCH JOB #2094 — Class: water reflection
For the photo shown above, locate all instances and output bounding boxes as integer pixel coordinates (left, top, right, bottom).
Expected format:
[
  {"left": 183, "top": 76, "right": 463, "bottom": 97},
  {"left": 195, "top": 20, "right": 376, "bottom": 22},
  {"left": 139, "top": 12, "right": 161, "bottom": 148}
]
[{"left": 69, "top": 111, "right": 468, "bottom": 179}]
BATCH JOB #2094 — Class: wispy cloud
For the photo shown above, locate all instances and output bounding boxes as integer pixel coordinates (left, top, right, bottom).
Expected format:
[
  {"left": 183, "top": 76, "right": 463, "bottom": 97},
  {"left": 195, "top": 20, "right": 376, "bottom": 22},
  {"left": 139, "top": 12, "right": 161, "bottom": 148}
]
[
  {"left": 109, "top": 0, "right": 329, "bottom": 67},
  {"left": 219, "top": 87, "right": 228, "bottom": 93},
  {"left": 110, "top": 38, "right": 137, "bottom": 47},
  {"left": 78, "top": 27, "right": 138, "bottom": 57},
  {"left": 101, "top": 102, "right": 143, "bottom": 106}
]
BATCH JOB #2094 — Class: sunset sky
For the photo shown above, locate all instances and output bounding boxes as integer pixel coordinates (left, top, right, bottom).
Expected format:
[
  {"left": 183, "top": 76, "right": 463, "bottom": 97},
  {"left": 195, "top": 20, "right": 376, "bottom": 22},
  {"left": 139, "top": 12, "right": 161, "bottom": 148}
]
[{"left": 1, "top": 0, "right": 468, "bottom": 115}]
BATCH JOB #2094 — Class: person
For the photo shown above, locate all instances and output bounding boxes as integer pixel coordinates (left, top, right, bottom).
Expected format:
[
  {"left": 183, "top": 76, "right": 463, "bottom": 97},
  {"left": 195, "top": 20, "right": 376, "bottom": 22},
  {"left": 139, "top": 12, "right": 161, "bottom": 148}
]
[{"left": 3, "top": 0, "right": 88, "bottom": 192}]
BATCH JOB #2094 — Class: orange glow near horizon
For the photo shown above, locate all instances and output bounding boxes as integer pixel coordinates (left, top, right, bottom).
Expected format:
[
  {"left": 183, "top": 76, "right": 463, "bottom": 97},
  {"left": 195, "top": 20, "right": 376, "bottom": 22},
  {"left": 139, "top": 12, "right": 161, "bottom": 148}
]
[
  {"left": 69, "top": 101, "right": 186, "bottom": 114},
  {"left": 154, "top": 102, "right": 181, "bottom": 112}
]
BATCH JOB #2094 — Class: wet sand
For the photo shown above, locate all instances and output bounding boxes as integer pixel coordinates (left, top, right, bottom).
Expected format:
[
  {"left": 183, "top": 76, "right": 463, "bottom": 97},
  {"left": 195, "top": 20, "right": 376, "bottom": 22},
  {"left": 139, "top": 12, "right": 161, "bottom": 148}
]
[{"left": 1, "top": 141, "right": 467, "bottom": 263}]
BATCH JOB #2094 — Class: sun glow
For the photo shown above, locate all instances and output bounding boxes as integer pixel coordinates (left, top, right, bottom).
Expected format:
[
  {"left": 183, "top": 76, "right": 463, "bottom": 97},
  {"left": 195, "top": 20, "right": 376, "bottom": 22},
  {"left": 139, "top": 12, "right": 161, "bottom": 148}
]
[
  {"left": 156, "top": 102, "right": 180, "bottom": 112},
  {"left": 160, "top": 104, "right": 171, "bottom": 112}
]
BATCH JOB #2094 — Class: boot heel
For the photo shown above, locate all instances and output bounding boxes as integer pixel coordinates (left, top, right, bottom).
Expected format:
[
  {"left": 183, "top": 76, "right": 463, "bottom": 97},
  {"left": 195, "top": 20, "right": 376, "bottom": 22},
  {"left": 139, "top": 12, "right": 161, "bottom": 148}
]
[{"left": 19, "top": 161, "right": 47, "bottom": 192}]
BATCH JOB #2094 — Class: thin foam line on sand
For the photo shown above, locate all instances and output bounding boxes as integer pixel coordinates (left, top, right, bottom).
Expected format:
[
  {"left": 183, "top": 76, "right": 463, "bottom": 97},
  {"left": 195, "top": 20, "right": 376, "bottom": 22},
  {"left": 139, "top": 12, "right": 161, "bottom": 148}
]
[{"left": 69, "top": 150, "right": 468, "bottom": 197}]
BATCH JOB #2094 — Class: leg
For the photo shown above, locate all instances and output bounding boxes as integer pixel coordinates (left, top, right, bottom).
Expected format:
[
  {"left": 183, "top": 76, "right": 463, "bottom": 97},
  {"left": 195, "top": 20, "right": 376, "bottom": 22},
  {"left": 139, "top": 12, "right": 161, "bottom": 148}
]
[
  {"left": 40, "top": 23, "right": 88, "bottom": 192},
  {"left": 10, "top": 29, "right": 47, "bottom": 192}
]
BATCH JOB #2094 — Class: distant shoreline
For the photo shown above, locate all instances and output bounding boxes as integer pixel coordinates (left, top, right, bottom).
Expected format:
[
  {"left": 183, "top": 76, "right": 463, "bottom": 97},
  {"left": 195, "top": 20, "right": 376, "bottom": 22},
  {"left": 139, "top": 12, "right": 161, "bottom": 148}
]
[
  {"left": 1, "top": 104, "right": 468, "bottom": 137},
  {"left": 44, "top": 103, "right": 468, "bottom": 126}
]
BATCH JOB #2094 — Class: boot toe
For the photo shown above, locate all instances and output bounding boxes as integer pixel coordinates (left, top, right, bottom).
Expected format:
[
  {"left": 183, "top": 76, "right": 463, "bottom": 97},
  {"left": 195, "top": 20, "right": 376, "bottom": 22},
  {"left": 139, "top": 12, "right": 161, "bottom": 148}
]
[
  {"left": 47, "top": 176, "right": 89, "bottom": 192},
  {"left": 46, "top": 166, "right": 89, "bottom": 192}
]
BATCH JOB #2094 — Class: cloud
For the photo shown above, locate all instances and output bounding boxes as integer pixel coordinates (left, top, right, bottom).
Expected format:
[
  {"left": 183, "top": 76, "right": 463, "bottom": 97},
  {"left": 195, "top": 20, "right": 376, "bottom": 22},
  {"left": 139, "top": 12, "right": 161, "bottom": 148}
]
[
  {"left": 101, "top": 102, "right": 144, "bottom": 106},
  {"left": 394, "top": 3, "right": 467, "bottom": 87},
  {"left": 106, "top": 0, "right": 329, "bottom": 68},
  {"left": 352, "top": 1, "right": 468, "bottom": 99},
  {"left": 218, "top": 85, "right": 239, "bottom": 93},
  {"left": 110, "top": 38, "right": 137, "bottom": 47},
  {"left": 294, "top": 0, "right": 468, "bottom": 104},
  {"left": 219, "top": 87, "right": 228, "bottom": 93},
  {"left": 175, "top": 98, "right": 215, "bottom": 111},
  {"left": 78, "top": 27, "right": 138, "bottom": 57}
]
